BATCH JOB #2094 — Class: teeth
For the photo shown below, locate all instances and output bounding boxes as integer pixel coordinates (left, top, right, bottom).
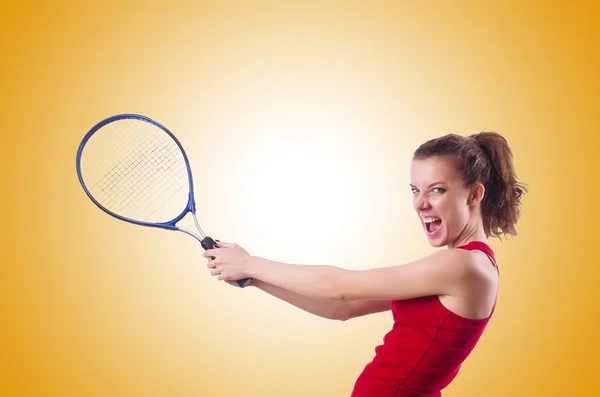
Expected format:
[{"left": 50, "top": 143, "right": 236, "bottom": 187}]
[{"left": 423, "top": 217, "right": 441, "bottom": 223}]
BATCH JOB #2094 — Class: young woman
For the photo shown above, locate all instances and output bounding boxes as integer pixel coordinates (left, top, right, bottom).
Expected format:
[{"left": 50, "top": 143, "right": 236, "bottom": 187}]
[{"left": 204, "top": 132, "right": 527, "bottom": 396}]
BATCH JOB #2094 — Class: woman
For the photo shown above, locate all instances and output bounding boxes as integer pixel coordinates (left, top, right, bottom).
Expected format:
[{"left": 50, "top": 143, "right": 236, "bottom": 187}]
[{"left": 204, "top": 132, "right": 527, "bottom": 396}]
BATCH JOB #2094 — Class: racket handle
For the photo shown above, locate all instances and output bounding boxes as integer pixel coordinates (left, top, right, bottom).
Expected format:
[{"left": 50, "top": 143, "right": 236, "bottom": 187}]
[{"left": 201, "top": 236, "right": 253, "bottom": 288}]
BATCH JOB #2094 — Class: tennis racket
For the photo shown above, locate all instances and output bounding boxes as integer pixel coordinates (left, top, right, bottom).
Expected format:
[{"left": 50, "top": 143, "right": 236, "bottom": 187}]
[{"left": 76, "top": 113, "right": 252, "bottom": 288}]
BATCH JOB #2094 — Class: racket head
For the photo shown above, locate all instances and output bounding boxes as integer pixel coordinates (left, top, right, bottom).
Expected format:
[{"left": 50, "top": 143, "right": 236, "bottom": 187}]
[{"left": 76, "top": 114, "right": 197, "bottom": 230}]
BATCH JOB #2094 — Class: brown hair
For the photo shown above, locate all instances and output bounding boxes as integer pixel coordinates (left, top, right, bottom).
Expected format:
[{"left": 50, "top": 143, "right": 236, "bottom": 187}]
[{"left": 413, "top": 132, "right": 528, "bottom": 239}]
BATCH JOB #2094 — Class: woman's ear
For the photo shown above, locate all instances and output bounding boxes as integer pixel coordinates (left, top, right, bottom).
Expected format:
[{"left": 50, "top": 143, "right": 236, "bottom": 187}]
[{"left": 468, "top": 183, "right": 485, "bottom": 207}]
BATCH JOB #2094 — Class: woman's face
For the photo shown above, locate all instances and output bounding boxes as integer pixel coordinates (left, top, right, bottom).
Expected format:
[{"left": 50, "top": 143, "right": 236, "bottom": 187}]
[{"left": 410, "top": 156, "right": 475, "bottom": 247}]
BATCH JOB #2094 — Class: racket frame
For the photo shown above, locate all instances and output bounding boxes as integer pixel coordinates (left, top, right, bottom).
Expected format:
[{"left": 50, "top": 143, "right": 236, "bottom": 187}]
[{"left": 76, "top": 113, "right": 199, "bottom": 233}]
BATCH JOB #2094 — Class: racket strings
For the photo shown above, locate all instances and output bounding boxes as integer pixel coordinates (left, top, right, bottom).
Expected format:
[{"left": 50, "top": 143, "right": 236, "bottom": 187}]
[
  {"left": 80, "top": 119, "right": 189, "bottom": 223},
  {"left": 100, "top": 145, "right": 182, "bottom": 216}
]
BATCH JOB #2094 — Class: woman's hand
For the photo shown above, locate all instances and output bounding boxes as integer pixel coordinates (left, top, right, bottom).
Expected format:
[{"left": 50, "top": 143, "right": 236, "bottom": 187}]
[{"left": 204, "top": 241, "right": 253, "bottom": 281}]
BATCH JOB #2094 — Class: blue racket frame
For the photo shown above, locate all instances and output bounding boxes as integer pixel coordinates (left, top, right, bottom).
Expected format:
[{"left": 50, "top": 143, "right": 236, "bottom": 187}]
[{"left": 75, "top": 113, "right": 197, "bottom": 232}]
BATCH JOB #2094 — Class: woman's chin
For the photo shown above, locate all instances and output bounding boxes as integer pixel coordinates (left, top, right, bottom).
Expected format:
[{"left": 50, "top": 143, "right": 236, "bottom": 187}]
[
  {"left": 425, "top": 229, "right": 447, "bottom": 247},
  {"left": 428, "top": 240, "right": 446, "bottom": 248}
]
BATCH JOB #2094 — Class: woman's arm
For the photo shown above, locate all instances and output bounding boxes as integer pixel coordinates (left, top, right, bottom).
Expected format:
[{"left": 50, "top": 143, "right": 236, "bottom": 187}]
[
  {"left": 206, "top": 242, "right": 476, "bottom": 301},
  {"left": 250, "top": 279, "right": 390, "bottom": 321}
]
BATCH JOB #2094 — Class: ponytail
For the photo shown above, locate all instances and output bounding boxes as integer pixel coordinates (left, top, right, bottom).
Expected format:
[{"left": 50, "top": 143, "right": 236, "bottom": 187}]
[{"left": 470, "top": 132, "right": 528, "bottom": 239}]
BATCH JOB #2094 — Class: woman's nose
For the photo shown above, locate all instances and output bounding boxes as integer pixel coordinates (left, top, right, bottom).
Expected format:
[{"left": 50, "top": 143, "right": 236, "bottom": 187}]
[{"left": 416, "top": 194, "right": 430, "bottom": 210}]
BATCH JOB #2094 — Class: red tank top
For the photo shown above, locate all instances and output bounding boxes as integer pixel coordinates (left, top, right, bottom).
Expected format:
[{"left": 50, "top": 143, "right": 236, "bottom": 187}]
[{"left": 351, "top": 241, "right": 499, "bottom": 397}]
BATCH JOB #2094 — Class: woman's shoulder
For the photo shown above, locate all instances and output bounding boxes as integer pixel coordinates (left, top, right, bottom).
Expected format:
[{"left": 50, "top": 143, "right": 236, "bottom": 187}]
[
  {"left": 443, "top": 244, "right": 498, "bottom": 286},
  {"left": 450, "top": 244, "right": 499, "bottom": 301}
]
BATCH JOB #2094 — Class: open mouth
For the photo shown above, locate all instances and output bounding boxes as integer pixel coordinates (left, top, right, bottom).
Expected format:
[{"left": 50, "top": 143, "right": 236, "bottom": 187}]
[{"left": 423, "top": 217, "right": 442, "bottom": 234}]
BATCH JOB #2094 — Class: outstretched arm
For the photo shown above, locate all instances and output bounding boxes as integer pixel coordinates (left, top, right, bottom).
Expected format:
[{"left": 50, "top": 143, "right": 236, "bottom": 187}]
[{"left": 205, "top": 241, "right": 476, "bottom": 301}]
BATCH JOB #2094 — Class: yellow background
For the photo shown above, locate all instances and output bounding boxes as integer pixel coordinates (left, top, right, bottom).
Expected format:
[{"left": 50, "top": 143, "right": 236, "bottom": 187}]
[{"left": 2, "top": 1, "right": 598, "bottom": 396}]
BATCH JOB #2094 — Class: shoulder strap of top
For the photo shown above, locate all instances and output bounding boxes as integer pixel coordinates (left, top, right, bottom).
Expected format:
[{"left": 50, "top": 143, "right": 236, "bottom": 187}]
[{"left": 457, "top": 241, "right": 498, "bottom": 270}]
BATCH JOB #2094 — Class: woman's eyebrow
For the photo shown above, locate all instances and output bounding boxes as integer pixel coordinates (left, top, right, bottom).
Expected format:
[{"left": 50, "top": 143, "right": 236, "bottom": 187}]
[{"left": 409, "top": 182, "right": 447, "bottom": 188}]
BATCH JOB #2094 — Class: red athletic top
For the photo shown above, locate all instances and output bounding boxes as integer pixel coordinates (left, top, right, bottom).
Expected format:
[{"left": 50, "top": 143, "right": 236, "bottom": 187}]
[{"left": 351, "top": 241, "right": 499, "bottom": 397}]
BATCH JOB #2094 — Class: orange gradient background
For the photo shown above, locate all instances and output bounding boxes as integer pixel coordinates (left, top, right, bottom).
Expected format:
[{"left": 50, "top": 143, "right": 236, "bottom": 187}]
[{"left": 2, "top": 1, "right": 598, "bottom": 396}]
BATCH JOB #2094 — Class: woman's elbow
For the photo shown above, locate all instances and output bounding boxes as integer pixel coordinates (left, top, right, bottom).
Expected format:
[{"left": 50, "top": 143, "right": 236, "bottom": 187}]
[{"left": 330, "top": 302, "right": 352, "bottom": 321}]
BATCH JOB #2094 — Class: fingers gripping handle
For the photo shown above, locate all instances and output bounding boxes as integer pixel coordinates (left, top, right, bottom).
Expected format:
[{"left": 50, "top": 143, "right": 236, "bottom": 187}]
[{"left": 201, "top": 236, "right": 253, "bottom": 288}]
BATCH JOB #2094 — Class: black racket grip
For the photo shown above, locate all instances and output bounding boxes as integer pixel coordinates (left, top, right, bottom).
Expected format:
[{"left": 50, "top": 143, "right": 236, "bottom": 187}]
[{"left": 201, "top": 236, "right": 253, "bottom": 288}]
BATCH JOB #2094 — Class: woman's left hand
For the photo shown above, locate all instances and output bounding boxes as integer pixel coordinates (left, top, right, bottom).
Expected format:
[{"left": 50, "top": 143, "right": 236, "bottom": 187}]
[{"left": 203, "top": 241, "right": 253, "bottom": 281}]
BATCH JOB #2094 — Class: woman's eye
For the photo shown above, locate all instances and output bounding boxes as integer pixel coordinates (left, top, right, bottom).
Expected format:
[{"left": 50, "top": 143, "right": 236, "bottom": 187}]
[
  {"left": 411, "top": 187, "right": 419, "bottom": 194},
  {"left": 433, "top": 187, "right": 446, "bottom": 193}
]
